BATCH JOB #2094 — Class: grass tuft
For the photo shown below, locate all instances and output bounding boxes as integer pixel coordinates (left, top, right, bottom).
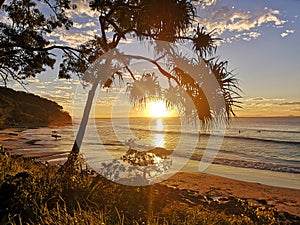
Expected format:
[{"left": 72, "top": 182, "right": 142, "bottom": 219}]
[{"left": 0, "top": 150, "right": 294, "bottom": 225}]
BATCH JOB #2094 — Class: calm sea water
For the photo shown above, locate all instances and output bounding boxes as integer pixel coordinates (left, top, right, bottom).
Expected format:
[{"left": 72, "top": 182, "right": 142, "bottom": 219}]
[{"left": 12, "top": 117, "right": 300, "bottom": 188}]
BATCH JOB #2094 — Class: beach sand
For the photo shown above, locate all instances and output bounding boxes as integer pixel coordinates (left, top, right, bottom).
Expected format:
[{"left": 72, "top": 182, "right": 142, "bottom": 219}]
[
  {"left": 161, "top": 172, "right": 300, "bottom": 217},
  {"left": 1, "top": 128, "right": 299, "bottom": 218}
]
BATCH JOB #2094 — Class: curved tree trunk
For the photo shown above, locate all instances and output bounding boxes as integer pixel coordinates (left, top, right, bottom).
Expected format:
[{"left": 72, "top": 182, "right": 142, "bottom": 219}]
[
  {"left": 59, "top": 80, "right": 99, "bottom": 173},
  {"left": 59, "top": 55, "right": 113, "bottom": 173}
]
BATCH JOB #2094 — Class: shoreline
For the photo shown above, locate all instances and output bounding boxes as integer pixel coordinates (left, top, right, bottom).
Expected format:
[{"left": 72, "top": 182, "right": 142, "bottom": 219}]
[
  {"left": 182, "top": 159, "right": 300, "bottom": 190},
  {"left": 2, "top": 147, "right": 300, "bottom": 219},
  {"left": 1, "top": 127, "right": 300, "bottom": 218}
]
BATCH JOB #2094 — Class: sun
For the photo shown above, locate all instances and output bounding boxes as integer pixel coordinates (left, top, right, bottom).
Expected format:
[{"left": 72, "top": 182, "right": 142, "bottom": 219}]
[{"left": 148, "top": 101, "right": 170, "bottom": 118}]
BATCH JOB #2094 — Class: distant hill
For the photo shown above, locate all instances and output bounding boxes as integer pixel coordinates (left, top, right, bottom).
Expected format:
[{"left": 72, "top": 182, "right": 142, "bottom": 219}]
[{"left": 0, "top": 87, "right": 71, "bottom": 128}]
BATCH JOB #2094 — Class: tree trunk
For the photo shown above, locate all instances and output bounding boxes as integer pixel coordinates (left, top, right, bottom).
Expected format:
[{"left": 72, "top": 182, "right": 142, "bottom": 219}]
[
  {"left": 59, "top": 54, "right": 114, "bottom": 173},
  {"left": 59, "top": 80, "right": 99, "bottom": 173}
]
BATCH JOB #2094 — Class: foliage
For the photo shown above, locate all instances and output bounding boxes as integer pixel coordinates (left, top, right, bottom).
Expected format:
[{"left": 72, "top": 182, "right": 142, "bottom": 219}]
[
  {"left": 0, "top": 152, "right": 295, "bottom": 225},
  {"left": 0, "top": 0, "right": 76, "bottom": 87},
  {"left": 126, "top": 72, "right": 161, "bottom": 106}
]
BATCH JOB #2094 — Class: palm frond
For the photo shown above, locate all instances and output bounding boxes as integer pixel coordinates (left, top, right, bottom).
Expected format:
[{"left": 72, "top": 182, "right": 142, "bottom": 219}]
[
  {"left": 192, "top": 25, "right": 220, "bottom": 57},
  {"left": 207, "top": 57, "right": 242, "bottom": 121},
  {"left": 126, "top": 72, "right": 161, "bottom": 107}
]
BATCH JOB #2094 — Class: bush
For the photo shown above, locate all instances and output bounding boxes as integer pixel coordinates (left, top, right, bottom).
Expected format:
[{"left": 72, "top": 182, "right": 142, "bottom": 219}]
[{"left": 0, "top": 152, "right": 290, "bottom": 225}]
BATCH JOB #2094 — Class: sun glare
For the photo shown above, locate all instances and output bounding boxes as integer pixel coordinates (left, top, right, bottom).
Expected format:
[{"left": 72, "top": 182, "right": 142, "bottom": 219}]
[{"left": 148, "top": 101, "right": 169, "bottom": 118}]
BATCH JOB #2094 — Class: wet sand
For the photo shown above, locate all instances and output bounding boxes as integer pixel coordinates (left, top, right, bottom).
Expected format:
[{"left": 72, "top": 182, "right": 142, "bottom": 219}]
[{"left": 0, "top": 128, "right": 69, "bottom": 164}]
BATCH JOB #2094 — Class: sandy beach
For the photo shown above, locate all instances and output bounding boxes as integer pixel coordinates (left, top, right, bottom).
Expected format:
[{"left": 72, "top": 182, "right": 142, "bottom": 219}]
[
  {"left": 162, "top": 172, "right": 300, "bottom": 217},
  {"left": 1, "top": 127, "right": 299, "bottom": 220}
]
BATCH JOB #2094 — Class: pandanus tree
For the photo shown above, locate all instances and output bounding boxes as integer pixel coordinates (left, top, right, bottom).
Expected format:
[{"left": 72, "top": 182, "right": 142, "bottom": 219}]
[
  {"left": 59, "top": 0, "right": 241, "bottom": 172},
  {"left": 0, "top": 0, "right": 241, "bottom": 172}
]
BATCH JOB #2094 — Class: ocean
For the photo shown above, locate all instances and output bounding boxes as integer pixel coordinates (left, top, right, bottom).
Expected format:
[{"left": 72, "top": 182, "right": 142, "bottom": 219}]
[{"left": 6, "top": 117, "right": 300, "bottom": 189}]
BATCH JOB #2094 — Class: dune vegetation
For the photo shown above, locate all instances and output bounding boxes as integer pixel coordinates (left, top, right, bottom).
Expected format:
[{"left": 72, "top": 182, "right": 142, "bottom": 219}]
[{"left": 1, "top": 148, "right": 296, "bottom": 225}]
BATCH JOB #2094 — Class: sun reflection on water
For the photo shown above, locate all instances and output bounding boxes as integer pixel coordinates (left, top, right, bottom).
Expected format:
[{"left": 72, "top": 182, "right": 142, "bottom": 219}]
[{"left": 154, "top": 118, "right": 165, "bottom": 147}]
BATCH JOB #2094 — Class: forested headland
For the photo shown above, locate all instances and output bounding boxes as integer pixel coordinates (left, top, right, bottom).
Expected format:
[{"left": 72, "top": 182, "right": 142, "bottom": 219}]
[{"left": 0, "top": 87, "right": 71, "bottom": 129}]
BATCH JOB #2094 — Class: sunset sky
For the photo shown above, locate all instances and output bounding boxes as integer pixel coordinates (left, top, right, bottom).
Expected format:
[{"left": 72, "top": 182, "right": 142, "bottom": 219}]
[{"left": 4, "top": 0, "right": 300, "bottom": 118}]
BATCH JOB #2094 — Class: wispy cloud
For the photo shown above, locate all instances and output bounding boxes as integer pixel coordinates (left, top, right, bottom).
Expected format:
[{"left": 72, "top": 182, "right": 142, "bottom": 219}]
[
  {"left": 244, "top": 97, "right": 286, "bottom": 102},
  {"left": 73, "top": 21, "right": 96, "bottom": 29},
  {"left": 251, "top": 97, "right": 265, "bottom": 101},
  {"left": 28, "top": 78, "right": 40, "bottom": 83},
  {"left": 278, "top": 101, "right": 300, "bottom": 106},
  {"left": 237, "top": 97, "right": 300, "bottom": 117},
  {"left": 197, "top": 5, "right": 287, "bottom": 42},
  {"left": 281, "top": 29, "right": 295, "bottom": 37},
  {"left": 55, "top": 85, "right": 73, "bottom": 90},
  {"left": 36, "top": 85, "right": 46, "bottom": 89}
]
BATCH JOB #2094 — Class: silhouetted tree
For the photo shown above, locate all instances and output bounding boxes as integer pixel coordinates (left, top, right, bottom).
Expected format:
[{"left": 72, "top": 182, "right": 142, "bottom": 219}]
[
  {"left": 59, "top": 0, "right": 241, "bottom": 172},
  {"left": 0, "top": 0, "right": 77, "bottom": 87},
  {"left": 1, "top": 0, "right": 241, "bottom": 172}
]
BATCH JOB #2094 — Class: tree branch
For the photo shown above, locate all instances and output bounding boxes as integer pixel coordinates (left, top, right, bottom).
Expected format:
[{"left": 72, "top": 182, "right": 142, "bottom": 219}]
[
  {"left": 99, "top": 16, "right": 108, "bottom": 51},
  {"left": 125, "top": 66, "right": 136, "bottom": 80},
  {"left": 0, "top": 43, "right": 81, "bottom": 55}
]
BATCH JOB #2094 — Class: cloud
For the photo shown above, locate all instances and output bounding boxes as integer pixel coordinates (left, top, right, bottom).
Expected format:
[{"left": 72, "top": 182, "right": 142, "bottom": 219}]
[
  {"left": 28, "top": 78, "right": 40, "bottom": 83},
  {"left": 244, "top": 97, "right": 287, "bottom": 103},
  {"left": 86, "top": 29, "right": 98, "bottom": 36},
  {"left": 281, "top": 29, "right": 295, "bottom": 37},
  {"left": 64, "top": 80, "right": 81, "bottom": 85},
  {"left": 286, "top": 29, "right": 295, "bottom": 33},
  {"left": 252, "top": 97, "right": 265, "bottom": 101},
  {"left": 73, "top": 21, "right": 96, "bottom": 29},
  {"left": 194, "top": 0, "right": 220, "bottom": 8},
  {"left": 67, "top": 0, "right": 96, "bottom": 18},
  {"left": 278, "top": 101, "right": 300, "bottom": 106},
  {"left": 42, "top": 94, "right": 72, "bottom": 105},
  {"left": 50, "top": 90, "right": 62, "bottom": 94},
  {"left": 197, "top": 5, "right": 287, "bottom": 42},
  {"left": 245, "top": 99, "right": 300, "bottom": 107},
  {"left": 257, "top": 9, "right": 284, "bottom": 26},
  {"left": 233, "top": 31, "right": 262, "bottom": 41},
  {"left": 236, "top": 98, "right": 300, "bottom": 117},
  {"left": 55, "top": 85, "right": 73, "bottom": 90},
  {"left": 56, "top": 31, "right": 92, "bottom": 47}
]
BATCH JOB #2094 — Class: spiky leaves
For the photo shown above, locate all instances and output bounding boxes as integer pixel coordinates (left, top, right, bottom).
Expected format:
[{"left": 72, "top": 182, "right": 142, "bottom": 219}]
[
  {"left": 134, "top": 0, "right": 195, "bottom": 42},
  {"left": 193, "top": 26, "right": 220, "bottom": 58},
  {"left": 88, "top": 0, "right": 196, "bottom": 49},
  {"left": 207, "top": 58, "right": 242, "bottom": 120},
  {"left": 126, "top": 72, "right": 161, "bottom": 107}
]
